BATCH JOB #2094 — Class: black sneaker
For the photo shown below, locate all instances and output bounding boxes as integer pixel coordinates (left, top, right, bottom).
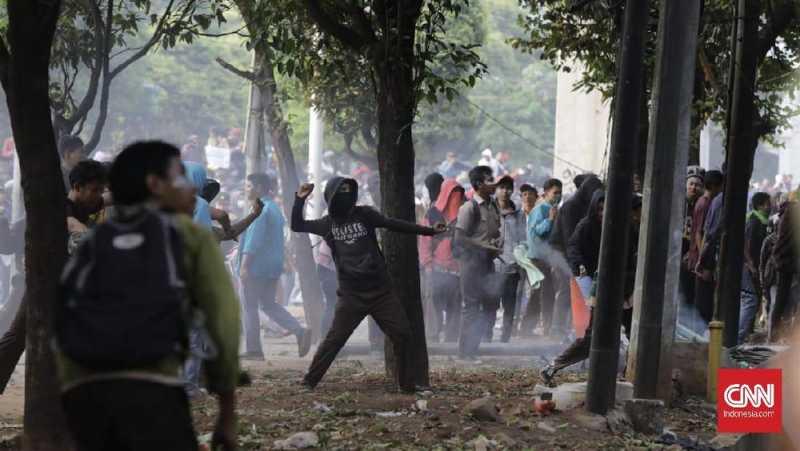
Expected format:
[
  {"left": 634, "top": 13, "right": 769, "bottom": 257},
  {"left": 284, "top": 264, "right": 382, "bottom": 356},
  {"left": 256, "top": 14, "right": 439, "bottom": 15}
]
[
  {"left": 540, "top": 365, "right": 556, "bottom": 387},
  {"left": 297, "top": 328, "right": 312, "bottom": 358},
  {"left": 299, "top": 379, "right": 316, "bottom": 391}
]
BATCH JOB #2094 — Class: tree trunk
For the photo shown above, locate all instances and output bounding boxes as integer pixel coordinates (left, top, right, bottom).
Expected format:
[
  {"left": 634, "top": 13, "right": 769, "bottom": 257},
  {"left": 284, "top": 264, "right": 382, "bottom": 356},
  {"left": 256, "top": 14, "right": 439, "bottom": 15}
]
[
  {"left": 716, "top": 0, "right": 760, "bottom": 347},
  {"left": 374, "top": 40, "right": 430, "bottom": 388},
  {"left": 3, "top": 2, "right": 72, "bottom": 448},
  {"left": 243, "top": 57, "right": 265, "bottom": 176},
  {"left": 257, "top": 51, "right": 325, "bottom": 341}
]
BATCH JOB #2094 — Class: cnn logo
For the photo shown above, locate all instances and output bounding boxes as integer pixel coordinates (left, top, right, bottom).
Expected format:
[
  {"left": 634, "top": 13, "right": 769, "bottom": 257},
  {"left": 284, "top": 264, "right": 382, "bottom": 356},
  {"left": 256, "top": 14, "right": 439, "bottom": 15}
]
[
  {"left": 718, "top": 369, "right": 782, "bottom": 433},
  {"left": 723, "top": 383, "right": 775, "bottom": 408}
]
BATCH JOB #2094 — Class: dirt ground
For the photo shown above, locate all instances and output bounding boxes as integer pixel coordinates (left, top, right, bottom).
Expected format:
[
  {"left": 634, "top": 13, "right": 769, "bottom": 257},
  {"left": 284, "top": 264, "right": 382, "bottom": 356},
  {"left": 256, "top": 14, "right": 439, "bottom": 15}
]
[
  {"left": 190, "top": 353, "right": 718, "bottom": 450},
  {"left": 0, "top": 333, "right": 720, "bottom": 450}
]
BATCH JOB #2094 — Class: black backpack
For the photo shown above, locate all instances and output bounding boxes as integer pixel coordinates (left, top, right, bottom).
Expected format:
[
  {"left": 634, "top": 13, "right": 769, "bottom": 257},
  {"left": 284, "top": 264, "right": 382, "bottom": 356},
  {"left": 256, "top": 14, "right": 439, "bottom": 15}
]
[{"left": 56, "top": 211, "right": 190, "bottom": 370}]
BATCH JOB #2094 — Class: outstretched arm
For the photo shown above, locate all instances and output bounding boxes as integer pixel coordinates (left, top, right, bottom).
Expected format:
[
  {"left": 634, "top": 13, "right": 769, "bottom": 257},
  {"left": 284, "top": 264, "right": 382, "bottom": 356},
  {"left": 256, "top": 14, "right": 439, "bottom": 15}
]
[
  {"left": 362, "top": 207, "right": 437, "bottom": 236},
  {"left": 291, "top": 183, "right": 329, "bottom": 236}
]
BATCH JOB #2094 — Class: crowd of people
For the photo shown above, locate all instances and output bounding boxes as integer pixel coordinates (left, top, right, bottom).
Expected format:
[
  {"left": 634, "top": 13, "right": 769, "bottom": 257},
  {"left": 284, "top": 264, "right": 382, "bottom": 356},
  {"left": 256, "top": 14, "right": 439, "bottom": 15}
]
[{"left": 0, "top": 132, "right": 795, "bottom": 449}]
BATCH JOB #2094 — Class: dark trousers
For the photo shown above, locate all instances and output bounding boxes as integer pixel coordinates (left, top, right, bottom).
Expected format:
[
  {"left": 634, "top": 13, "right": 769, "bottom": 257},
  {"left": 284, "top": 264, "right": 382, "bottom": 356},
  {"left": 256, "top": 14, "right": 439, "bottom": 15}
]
[
  {"left": 63, "top": 380, "right": 197, "bottom": 451},
  {"left": 430, "top": 271, "right": 462, "bottom": 343},
  {"left": 769, "top": 271, "right": 796, "bottom": 341},
  {"left": 550, "top": 308, "right": 632, "bottom": 375},
  {"left": 304, "top": 285, "right": 414, "bottom": 390},
  {"left": 242, "top": 276, "right": 302, "bottom": 356},
  {"left": 498, "top": 272, "right": 520, "bottom": 343},
  {"left": 0, "top": 276, "right": 26, "bottom": 393},
  {"left": 551, "top": 267, "right": 572, "bottom": 337},
  {"left": 458, "top": 257, "right": 494, "bottom": 358},
  {"left": 694, "top": 275, "right": 715, "bottom": 325},
  {"left": 318, "top": 265, "right": 338, "bottom": 337},
  {"left": 521, "top": 259, "right": 555, "bottom": 336}
]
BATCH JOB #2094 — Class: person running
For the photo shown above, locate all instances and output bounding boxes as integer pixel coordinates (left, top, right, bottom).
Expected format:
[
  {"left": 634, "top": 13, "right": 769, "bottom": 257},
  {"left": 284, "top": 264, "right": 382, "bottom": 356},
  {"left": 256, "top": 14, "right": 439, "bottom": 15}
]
[
  {"left": 455, "top": 166, "right": 502, "bottom": 362},
  {"left": 56, "top": 141, "right": 239, "bottom": 451},
  {"left": 291, "top": 178, "right": 445, "bottom": 392},
  {"left": 238, "top": 173, "right": 311, "bottom": 360}
]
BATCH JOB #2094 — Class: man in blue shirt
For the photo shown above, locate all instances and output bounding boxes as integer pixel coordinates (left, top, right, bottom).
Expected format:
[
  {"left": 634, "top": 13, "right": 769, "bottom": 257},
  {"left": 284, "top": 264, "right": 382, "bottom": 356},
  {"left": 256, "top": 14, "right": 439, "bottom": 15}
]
[
  {"left": 521, "top": 178, "right": 562, "bottom": 337},
  {"left": 238, "top": 173, "right": 311, "bottom": 360}
]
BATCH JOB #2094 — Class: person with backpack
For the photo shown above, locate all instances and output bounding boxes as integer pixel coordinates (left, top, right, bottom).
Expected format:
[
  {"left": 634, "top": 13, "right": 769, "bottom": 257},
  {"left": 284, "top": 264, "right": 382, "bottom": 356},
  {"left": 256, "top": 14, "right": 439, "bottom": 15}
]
[
  {"left": 57, "top": 141, "right": 239, "bottom": 451},
  {"left": 419, "top": 179, "right": 465, "bottom": 343},
  {"left": 238, "top": 173, "right": 312, "bottom": 361},
  {"left": 455, "top": 166, "right": 502, "bottom": 362},
  {"left": 291, "top": 177, "right": 445, "bottom": 392}
]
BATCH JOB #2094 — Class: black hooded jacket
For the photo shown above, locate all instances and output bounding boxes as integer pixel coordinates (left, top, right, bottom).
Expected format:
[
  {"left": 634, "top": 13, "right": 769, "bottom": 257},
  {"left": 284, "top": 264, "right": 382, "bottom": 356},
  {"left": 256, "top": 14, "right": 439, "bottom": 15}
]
[
  {"left": 566, "top": 190, "right": 605, "bottom": 277},
  {"left": 292, "top": 176, "right": 437, "bottom": 289},
  {"left": 549, "top": 175, "right": 603, "bottom": 253}
]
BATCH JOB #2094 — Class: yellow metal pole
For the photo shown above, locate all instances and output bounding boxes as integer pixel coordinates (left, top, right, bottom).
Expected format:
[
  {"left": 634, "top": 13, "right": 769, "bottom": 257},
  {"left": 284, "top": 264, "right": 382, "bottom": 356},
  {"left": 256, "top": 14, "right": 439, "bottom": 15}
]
[{"left": 707, "top": 320, "right": 724, "bottom": 402}]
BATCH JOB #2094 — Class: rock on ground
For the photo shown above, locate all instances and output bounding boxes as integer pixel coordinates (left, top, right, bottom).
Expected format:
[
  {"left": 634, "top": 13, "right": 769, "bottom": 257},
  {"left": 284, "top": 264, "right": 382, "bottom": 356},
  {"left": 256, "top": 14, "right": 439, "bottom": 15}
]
[
  {"left": 624, "top": 398, "right": 665, "bottom": 435},
  {"left": 273, "top": 431, "right": 319, "bottom": 450},
  {"left": 464, "top": 397, "right": 503, "bottom": 422}
]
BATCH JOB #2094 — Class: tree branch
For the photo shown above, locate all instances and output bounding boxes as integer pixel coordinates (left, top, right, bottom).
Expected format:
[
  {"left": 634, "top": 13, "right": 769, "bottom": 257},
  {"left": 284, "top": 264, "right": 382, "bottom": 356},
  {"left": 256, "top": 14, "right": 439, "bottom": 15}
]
[
  {"left": 344, "top": 132, "right": 378, "bottom": 169},
  {"left": 109, "top": 0, "right": 178, "bottom": 79},
  {"left": 757, "top": 0, "right": 797, "bottom": 62},
  {"left": 303, "top": 0, "right": 368, "bottom": 51},
  {"left": 215, "top": 57, "right": 255, "bottom": 81},
  {"left": 0, "top": 37, "right": 10, "bottom": 91}
]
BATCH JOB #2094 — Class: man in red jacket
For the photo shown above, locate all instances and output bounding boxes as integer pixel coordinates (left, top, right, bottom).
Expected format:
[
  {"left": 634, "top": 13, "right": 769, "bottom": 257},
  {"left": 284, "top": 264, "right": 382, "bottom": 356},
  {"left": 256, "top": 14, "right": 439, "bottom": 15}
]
[{"left": 420, "top": 179, "right": 465, "bottom": 343}]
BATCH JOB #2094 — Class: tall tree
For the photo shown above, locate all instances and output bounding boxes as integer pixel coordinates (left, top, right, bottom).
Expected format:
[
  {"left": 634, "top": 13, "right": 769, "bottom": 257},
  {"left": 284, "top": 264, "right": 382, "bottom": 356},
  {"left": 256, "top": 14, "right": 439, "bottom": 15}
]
[
  {"left": 0, "top": 1, "right": 71, "bottom": 449},
  {"left": 217, "top": 0, "right": 327, "bottom": 340},
  {"left": 513, "top": 0, "right": 800, "bottom": 165},
  {"left": 50, "top": 0, "right": 229, "bottom": 151},
  {"left": 301, "top": 0, "right": 484, "bottom": 387}
]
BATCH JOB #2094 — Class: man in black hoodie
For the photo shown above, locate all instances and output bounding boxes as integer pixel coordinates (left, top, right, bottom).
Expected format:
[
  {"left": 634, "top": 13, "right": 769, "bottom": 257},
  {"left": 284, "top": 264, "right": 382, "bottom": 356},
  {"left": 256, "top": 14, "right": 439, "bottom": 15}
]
[
  {"left": 548, "top": 174, "right": 603, "bottom": 338},
  {"left": 540, "top": 190, "right": 641, "bottom": 385},
  {"left": 292, "top": 178, "right": 445, "bottom": 392}
]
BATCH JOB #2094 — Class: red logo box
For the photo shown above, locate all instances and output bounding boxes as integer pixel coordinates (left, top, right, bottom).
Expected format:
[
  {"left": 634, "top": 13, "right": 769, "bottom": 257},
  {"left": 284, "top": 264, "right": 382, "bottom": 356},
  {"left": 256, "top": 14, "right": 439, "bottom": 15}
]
[{"left": 717, "top": 368, "right": 782, "bottom": 433}]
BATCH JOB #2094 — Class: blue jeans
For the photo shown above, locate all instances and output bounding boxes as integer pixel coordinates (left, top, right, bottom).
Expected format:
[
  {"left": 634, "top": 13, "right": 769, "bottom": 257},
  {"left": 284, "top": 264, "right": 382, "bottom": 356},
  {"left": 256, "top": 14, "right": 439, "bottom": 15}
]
[
  {"left": 184, "top": 328, "right": 205, "bottom": 395},
  {"left": 738, "top": 270, "right": 759, "bottom": 344},
  {"left": 242, "top": 276, "right": 303, "bottom": 356}
]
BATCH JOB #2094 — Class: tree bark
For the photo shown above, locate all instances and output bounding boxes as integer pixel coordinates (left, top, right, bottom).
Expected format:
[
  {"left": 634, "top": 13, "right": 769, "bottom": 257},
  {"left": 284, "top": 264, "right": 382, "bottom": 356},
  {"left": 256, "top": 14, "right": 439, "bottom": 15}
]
[
  {"left": 374, "top": 34, "right": 430, "bottom": 389},
  {"left": 2, "top": 1, "right": 73, "bottom": 449},
  {"left": 257, "top": 51, "right": 325, "bottom": 342},
  {"left": 716, "top": 0, "right": 760, "bottom": 347}
]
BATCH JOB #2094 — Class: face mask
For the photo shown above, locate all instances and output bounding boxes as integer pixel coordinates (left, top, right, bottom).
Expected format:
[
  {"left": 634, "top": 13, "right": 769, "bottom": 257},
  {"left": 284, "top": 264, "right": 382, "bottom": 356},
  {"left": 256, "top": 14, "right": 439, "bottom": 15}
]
[
  {"left": 550, "top": 195, "right": 562, "bottom": 206},
  {"left": 330, "top": 191, "right": 356, "bottom": 218}
]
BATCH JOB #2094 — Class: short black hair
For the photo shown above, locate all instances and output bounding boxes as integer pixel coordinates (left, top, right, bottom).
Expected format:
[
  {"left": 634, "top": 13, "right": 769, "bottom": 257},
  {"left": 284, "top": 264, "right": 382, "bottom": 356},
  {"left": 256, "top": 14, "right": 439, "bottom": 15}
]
[
  {"left": 543, "top": 178, "right": 563, "bottom": 192},
  {"left": 520, "top": 184, "right": 537, "bottom": 195},
  {"left": 68, "top": 160, "right": 107, "bottom": 190},
  {"left": 751, "top": 192, "right": 771, "bottom": 210},
  {"left": 704, "top": 170, "right": 724, "bottom": 190},
  {"left": 247, "top": 173, "right": 275, "bottom": 194},
  {"left": 59, "top": 135, "right": 84, "bottom": 158},
  {"left": 110, "top": 141, "right": 181, "bottom": 206},
  {"left": 468, "top": 166, "right": 493, "bottom": 190},
  {"left": 574, "top": 174, "right": 588, "bottom": 190}
]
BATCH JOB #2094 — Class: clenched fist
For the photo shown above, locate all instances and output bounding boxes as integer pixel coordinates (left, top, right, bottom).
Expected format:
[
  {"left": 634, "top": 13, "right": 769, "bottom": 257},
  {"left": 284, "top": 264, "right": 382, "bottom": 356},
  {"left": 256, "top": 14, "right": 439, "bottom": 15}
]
[{"left": 297, "top": 183, "right": 315, "bottom": 200}]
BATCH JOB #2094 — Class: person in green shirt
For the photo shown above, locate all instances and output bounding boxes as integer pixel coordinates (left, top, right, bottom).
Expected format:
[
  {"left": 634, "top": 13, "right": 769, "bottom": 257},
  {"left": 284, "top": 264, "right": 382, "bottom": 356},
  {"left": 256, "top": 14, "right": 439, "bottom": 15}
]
[{"left": 57, "top": 141, "right": 240, "bottom": 451}]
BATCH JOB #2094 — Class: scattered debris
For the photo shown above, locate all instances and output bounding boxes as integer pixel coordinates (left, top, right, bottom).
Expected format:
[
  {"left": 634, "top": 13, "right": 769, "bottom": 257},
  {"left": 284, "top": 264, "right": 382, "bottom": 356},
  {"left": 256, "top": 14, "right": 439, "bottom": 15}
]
[
  {"left": 415, "top": 399, "right": 429, "bottom": 412},
  {"left": 464, "top": 397, "right": 503, "bottom": 422},
  {"left": 312, "top": 401, "right": 332, "bottom": 413},
  {"left": 375, "top": 411, "right": 403, "bottom": 418},
  {"left": 273, "top": 431, "right": 319, "bottom": 450},
  {"left": 470, "top": 435, "right": 495, "bottom": 451},
  {"left": 624, "top": 399, "right": 665, "bottom": 435},
  {"left": 537, "top": 421, "right": 557, "bottom": 433},
  {"left": 605, "top": 408, "right": 632, "bottom": 435},
  {"left": 709, "top": 433, "right": 744, "bottom": 450},
  {"left": 573, "top": 412, "right": 608, "bottom": 433}
]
